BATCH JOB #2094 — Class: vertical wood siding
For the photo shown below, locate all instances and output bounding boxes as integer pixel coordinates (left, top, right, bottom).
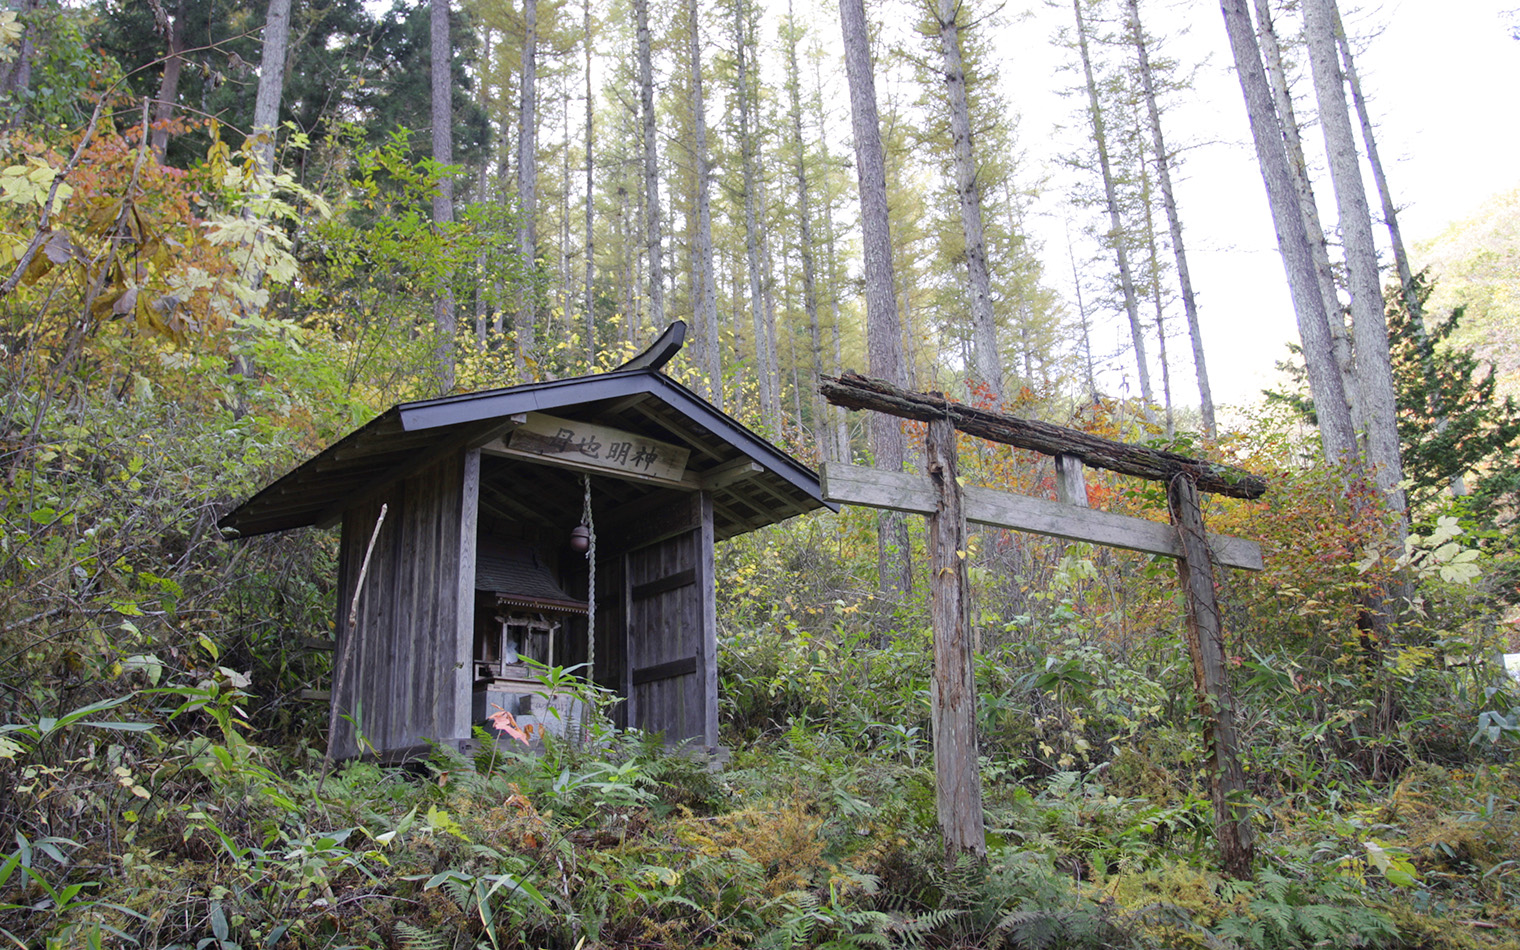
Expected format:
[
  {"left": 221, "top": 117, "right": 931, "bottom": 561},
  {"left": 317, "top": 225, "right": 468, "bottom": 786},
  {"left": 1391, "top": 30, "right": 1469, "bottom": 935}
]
[
  {"left": 330, "top": 450, "right": 476, "bottom": 760},
  {"left": 625, "top": 492, "right": 718, "bottom": 747}
]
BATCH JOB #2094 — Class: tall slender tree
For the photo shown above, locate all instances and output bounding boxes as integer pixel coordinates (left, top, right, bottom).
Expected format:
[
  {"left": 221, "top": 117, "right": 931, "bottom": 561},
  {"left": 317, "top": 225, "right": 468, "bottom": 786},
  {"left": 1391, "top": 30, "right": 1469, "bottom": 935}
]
[
  {"left": 783, "top": 3, "right": 826, "bottom": 454},
  {"left": 634, "top": 0, "right": 664, "bottom": 332},
  {"left": 582, "top": 0, "right": 596, "bottom": 366},
  {"left": 1302, "top": 0, "right": 1404, "bottom": 513},
  {"left": 1333, "top": 4, "right": 1427, "bottom": 361},
  {"left": 812, "top": 48, "right": 853, "bottom": 459},
  {"left": 1253, "top": 0, "right": 1356, "bottom": 419},
  {"left": 933, "top": 0, "right": 1003, "bottom": 402},
  {"left": 840, "top": 0, "right": 911, "bottom": 595},
  {"left": 431, "top": 0, "right": 456, "bottom": 390},
  {"left": 1125, "top": 0, "right": 1214, "bottom": 436},
  {"left": 517, "top": 0, "right": 540, "bottom": 372},
  {"left": 1219, "top": 0, "right": 1355, "bottom": 464},
  {"left": 731, "top": 0, "right": 781, "bottom": 430},
  {"left": 251, "top": 0, "right": 293, "bottom": 178},
  {"left": 150, "top": 0, "right": 187, "bottom": 162},
  {"left": 687, "top": 0, "right": 720, "bottom": 403},
  {"left": 1072, "top": 0, "right": 1152, "bottom": 412}
]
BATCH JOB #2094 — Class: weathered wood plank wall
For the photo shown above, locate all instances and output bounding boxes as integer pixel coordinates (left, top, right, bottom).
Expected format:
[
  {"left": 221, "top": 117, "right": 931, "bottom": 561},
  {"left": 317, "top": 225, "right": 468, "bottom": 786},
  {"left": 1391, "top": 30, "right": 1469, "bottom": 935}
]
[{"left": 331, "top": 449, "right": 477, "bottom": 760}]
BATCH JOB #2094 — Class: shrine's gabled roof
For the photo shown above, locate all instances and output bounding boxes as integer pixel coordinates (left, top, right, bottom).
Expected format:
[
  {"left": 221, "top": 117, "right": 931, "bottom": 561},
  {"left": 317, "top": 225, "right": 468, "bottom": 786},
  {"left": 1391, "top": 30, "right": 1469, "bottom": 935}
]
[
  {"left": 218, "top": 362, "right": 834, "bottom": 543},
  {"left": 475, "top": 541, "right": 586, "bottom": 615}
]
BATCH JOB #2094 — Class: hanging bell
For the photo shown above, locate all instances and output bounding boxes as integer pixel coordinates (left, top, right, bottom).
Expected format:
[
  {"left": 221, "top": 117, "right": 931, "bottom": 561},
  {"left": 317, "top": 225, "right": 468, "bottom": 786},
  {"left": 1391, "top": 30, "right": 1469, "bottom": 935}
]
[{"left": 568, "top": 523, "right": 591, "bottom": 554}]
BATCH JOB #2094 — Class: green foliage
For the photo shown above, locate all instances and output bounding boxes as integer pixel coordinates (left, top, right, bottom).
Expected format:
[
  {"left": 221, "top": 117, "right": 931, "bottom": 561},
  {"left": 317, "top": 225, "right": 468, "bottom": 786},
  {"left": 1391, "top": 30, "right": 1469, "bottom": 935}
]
[
  {"left": 1213, "top": 866, "right": 1398, "bottom": 950},
  {"left": 1386, "top": 277, "right": 1520, "bottom": 546}
]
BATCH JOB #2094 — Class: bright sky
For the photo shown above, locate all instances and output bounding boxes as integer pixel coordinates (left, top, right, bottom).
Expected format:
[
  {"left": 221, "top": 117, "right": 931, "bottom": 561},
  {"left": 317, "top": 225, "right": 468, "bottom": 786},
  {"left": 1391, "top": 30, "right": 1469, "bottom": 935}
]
[{"left": 1001, "top": 0, "right": 1520, "bottom": 408}]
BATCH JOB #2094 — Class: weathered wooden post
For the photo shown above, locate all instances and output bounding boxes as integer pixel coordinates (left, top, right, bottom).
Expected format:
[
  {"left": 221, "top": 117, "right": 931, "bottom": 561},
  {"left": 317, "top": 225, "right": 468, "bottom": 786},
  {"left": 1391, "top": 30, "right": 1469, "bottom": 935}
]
[
  {"left": 1168, "top": 474, "right": 1255, "bottom": 879},
  {"left": 926, "top": 413, "right": 987, "bottom": 861}
]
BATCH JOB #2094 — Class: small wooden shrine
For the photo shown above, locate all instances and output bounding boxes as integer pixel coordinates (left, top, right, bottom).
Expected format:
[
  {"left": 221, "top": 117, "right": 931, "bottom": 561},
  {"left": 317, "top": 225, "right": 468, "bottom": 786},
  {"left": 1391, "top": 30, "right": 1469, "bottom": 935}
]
[{"left": 220, "top": 324, "right": 832, "bottom": 762}]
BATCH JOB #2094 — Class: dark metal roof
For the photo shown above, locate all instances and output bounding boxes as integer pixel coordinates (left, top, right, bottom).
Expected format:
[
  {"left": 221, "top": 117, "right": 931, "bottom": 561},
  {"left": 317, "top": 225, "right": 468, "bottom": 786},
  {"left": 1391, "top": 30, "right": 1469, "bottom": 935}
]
[
  {"left": 219, "top": 367, "right": 834, "bottom": 542},
  {"left": 476, "top": 542, "right": 586, "bottom": 614}
]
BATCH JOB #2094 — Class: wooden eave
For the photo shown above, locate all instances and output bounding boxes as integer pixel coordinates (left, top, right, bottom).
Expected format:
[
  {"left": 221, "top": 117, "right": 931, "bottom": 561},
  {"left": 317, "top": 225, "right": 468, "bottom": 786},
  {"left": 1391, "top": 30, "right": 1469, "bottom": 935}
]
[{"left": 218, "top": 369, "right": 834, "bottom": 542}]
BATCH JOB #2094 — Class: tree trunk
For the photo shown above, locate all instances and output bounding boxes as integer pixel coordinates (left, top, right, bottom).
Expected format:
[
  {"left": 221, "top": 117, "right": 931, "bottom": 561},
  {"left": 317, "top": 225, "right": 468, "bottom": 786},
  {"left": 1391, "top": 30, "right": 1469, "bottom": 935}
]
[
  {"left": 936, "top": 0, "right": 1003, "bottom": 402},
  {"left": 1219, "top": 0, "right": 1356, "bottom": 464},
  {"left": 583, "top": 0, "right": 596, "bottom": 367},
  {"left": 1334, "top": 3, "right": 1456, "bottom": 493},
  {"left": 785, "top": 4, "right": 825, "bottom": 454},
  {"left": 1068, "top": 223, "right": 1100, "bottom": 405},
  {"left": 733, "top": 0, "right": 777, "bottom": 431},
  {"left": 839, "top": 0, "right": 911, "bottom": 597},
  {"left": 1137, "top": 144, "right": 1175, "bottom": 435},
  {"left": 1073, "top": 0, "right": 1152, "bottom": 412},
  {"left": 688, "top": 0, "right": 720, "bottom": 404},
  {"left": 151, "top": 0, "right": 187, "bottom": 163},
  {"left": 468, "top": 24, "right": 493, "bottom": 347},
  {"left": 1331, "top": 5, "right": 1418, "bottom": 330},
  {"left": 517, "top": 0, "right": 540, "bottom": 373},
  {"left": 1128, "top": 0, "right": 1214, "bottom": 437},
  {"left": 431, "top": 0, "right": 456, "bottom": 391},
  {"left": 558, "top": 77, "right": 572, "bottom": 350},
  {"left": 814, "top": 54, "right": 851, "bottom": 461},
  {"left": 473, "top": 158, "right": 490, "bottom": 346},
  {"left": 1302, "top": 0, "right": 1404, "bottom": 514},
  {"left": 926, "top": 415, "right": 987, "bottom": 863},
  {"left": 635, "top": 0, "right": 664, "bottom": 329},
  {"left": 251, "top": 0, "right": 293, "bottom": 178},
  {"left": 757, "top": 176, "right": 785, "bottom": 427},
  {"left": 1252, "top": 0, "right": 1357, "bottom": 427}
]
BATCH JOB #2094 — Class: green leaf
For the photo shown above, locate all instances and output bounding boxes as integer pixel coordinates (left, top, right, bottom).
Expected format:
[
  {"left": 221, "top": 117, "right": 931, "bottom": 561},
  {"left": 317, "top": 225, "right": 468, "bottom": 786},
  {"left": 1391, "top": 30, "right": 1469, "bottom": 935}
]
[{"left": 1364, "top": 840, "right": 1419, "bottom": 888}]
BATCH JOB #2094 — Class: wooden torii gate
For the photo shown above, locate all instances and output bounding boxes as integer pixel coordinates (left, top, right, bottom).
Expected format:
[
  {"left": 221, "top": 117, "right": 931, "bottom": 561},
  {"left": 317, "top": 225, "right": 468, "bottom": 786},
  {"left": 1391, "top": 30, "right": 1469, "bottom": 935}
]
[{"left": 819, "top": 372, "right": 1268, "bottom": 880}]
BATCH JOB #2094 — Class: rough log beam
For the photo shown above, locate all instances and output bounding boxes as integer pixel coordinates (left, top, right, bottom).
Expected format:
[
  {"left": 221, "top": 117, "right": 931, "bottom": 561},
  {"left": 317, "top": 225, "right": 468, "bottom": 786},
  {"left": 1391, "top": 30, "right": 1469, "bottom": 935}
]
[{"left": 820, "top": 372, "right": 1268, "bottom": 499}]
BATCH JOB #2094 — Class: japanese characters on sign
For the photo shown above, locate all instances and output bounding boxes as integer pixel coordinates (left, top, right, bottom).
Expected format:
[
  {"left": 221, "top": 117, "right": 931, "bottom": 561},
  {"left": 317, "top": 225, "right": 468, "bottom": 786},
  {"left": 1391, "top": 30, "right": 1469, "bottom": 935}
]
[{"left": 504, "top": 413, "right": 691, "bottom": 483}]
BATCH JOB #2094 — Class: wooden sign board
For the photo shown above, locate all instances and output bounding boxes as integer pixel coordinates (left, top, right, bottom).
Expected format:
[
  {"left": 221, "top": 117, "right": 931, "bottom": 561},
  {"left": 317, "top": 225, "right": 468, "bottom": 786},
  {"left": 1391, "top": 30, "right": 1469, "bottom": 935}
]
[
  {"left": 497, "top": 413, "right": 691, "bottom": 484},
  {"left": 820, "top": 462, "right": 1264, "bottom": 572}
]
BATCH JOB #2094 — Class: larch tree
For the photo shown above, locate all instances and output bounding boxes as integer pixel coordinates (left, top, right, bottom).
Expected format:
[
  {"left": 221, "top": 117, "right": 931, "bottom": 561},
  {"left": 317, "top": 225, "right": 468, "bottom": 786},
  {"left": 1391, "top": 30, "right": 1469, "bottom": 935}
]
[
  {"left": 1129, "top": 109, "right": 1175, "bottom": 434},
  {"left": 686, "top": 0, "right": 721, "bottom": 404},
  {"left": 1218, "top": 0, "right": 1356, "bottom": 464},
  {"left": 251, "top": 0, "right": 293, "bottom": 179},
  {"left": 782, "top": 3, "right": 825, "bottom": 450},
  {"left": 1332, "top": 4, "right": 1418, "bottom": 328},
  {"left": 431, "top": 0, "right": 456, "bottom": 391},
  {"left": 150, "top": 0, "right": 187, "bottom": 162},
  {"left": 517, "top": 0, "right": 540, "bottom": 373},
  {"left": 1302, "top": 0, "right": 1404, "bottom": 513},
  {"left": 810, "top": 45, "right": 854, "bottom": 460},
  {"left": 1125, "top": 0, "right": 1214, "bottom": 437},
  {"left": 839, "top": 0, "right": 911, "bottom": 596},
  {"left": 1072, "top": 0, "right": 1153, "bottom": 413},
  {"left": 634, "top": 0, "right": 664, "bottom": 333},
  {"left": 583, "top": 0, "right": 597, "bottom": 366},
  {"left": 1334, "top": 2, "right": 1454, "bottom": 490},
  {"left": 931, "top": 0, "right": 1003, "bottom": 403},
  {"left": 1252, "top": 0, "right": 1356, "bottom": 420},
  {"left": 730, "top": 0, "right": 782, "bottom": 432}
]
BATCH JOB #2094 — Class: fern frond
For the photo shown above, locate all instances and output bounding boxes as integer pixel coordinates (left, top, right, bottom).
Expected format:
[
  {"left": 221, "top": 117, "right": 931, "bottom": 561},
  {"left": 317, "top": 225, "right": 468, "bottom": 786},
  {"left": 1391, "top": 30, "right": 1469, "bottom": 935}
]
[{"left": 394, "top": 922, "right": 448, "bottom": 950}]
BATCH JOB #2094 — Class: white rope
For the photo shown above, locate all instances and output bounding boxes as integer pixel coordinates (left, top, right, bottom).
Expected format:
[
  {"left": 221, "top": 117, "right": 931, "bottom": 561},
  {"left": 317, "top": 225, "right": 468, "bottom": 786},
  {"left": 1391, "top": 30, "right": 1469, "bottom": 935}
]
[{"left": 581, "top": 473, "right": 595, "bottom": 742}]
